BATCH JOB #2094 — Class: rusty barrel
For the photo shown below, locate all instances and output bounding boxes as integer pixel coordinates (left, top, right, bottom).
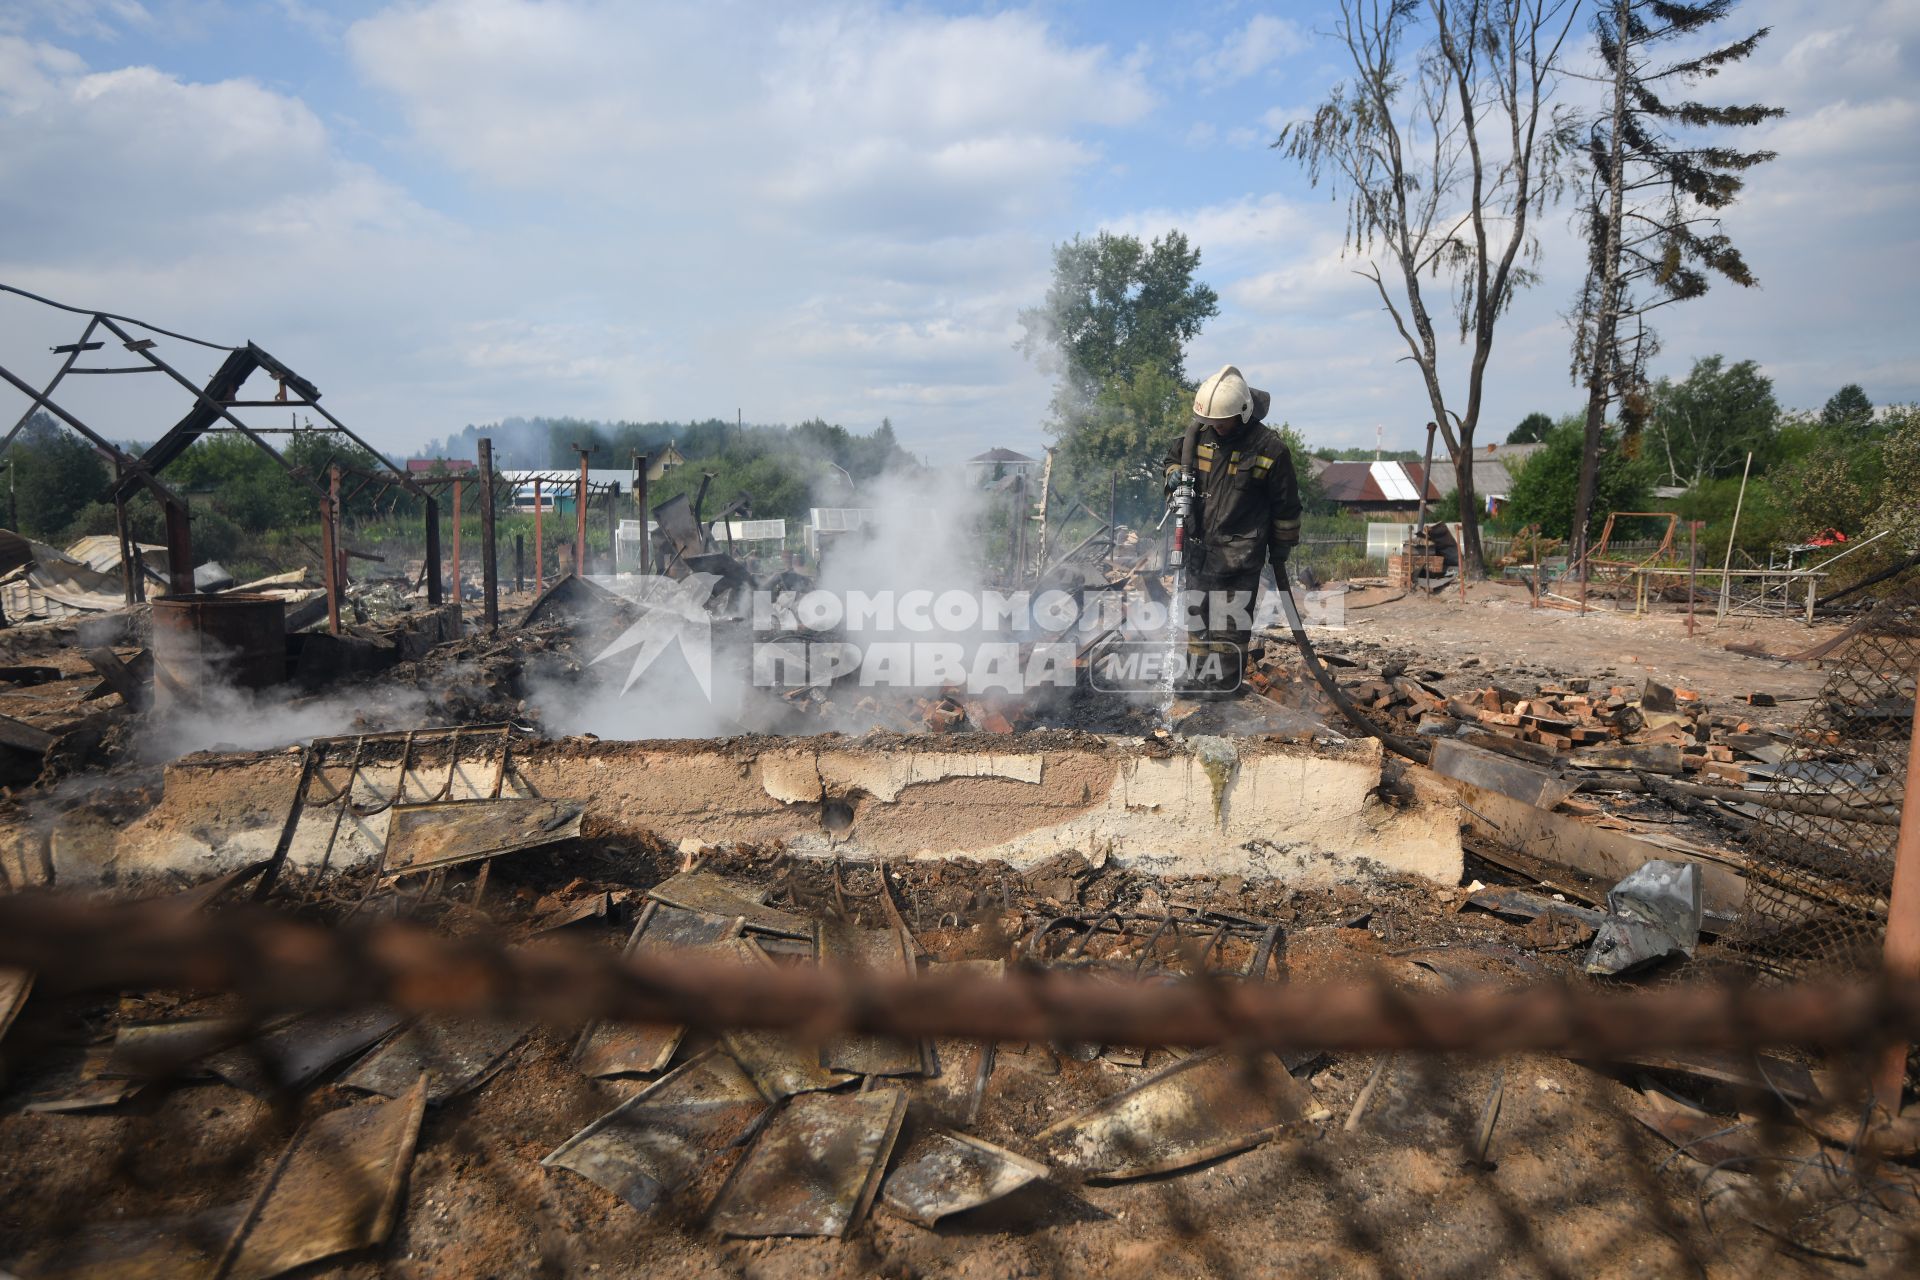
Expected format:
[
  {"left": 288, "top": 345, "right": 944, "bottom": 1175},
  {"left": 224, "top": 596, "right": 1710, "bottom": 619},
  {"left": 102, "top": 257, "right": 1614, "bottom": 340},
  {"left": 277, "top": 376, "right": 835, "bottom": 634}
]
[{"left": 150, "top": 593, "right": 288, "bottom": 711}]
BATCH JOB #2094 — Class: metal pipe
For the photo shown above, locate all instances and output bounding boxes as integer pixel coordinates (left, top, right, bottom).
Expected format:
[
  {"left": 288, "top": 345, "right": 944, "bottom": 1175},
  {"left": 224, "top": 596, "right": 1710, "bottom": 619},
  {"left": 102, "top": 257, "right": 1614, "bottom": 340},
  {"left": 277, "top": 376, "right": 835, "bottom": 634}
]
[
  {"left": 1716, "top": 450, "right": 1753, "bottom": 623},
  {"left": 575, "top": 448, "right": 589, "bottom": 578},
  {"left": 1413, "top": 420, "right": 1437, "bottom": 539},
  {"left": 1874, "top": 687, "right": 1920, "bottom": 1108},
  {"left": 450, "top": 478, "right": 462, "bottom": 609},
  {"left": 533, "top": 478, "right": 544, "bottom": 591},
  {"left": 635, "top": 455, "right": 649, "bottom": 576},
  {"left": 479, "top": 440, "right": 498, "bottom": 631},
  {"left": 606, "top": 480, "right": 619, "bottom": 572},
  {"left": 423, "top": 496, "right": 443, "bottom": 606},
  {"left": 331, "top": 463, "right": 348, "bottom": 603},
  {"left": 320, "top": 484, "right": 339, "bottom": 636},
  {"left": 3, "top": 893, "right": 1920, "bottom": 1057}
]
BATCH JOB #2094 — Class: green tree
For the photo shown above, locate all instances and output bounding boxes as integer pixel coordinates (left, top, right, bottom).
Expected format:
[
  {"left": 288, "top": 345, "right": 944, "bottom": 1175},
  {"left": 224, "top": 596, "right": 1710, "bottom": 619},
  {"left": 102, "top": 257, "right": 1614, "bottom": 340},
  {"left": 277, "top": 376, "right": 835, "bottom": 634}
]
[
  {"left": 1567, "top": 0, "right": 1781, "bottom": 562},
  {"left": 1647, "top": 356, "right": 1778, "bottom": 487},
  {"left": 1273, "top": 422, "right": 1332, "bottom": 516},
  {"left": 1820, "top": 384, "right": 1875, "bottom": 438},
  {"left": 10, "top": 413, "right": 109, "bottom": 539},
  {"left": 1017, "top": 230, "right": 1220, "bottom": 522},
  {"left": 1507, "top": 412, "right": 1555, "bottom": 444},
  {"left": 1769, "top": 405, "right": 1918, "bottom": 545},
  {"left": 1505, "top": 415, "right": 1653, "bottom": 539}
]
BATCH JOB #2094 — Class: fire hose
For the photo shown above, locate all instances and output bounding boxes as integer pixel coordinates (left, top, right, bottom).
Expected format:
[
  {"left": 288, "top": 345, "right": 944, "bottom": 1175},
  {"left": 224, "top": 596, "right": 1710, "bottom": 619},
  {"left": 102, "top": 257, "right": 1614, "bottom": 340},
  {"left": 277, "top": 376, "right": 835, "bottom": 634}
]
[{"left": 1277, "top": 575, "right": 1431, "bottom": 765}]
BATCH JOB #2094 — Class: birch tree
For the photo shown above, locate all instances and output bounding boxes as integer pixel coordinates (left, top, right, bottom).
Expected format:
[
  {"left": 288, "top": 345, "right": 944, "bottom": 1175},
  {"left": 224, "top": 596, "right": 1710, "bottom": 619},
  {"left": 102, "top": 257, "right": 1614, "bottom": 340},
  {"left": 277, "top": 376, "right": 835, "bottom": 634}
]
[{"left": 1276, "top": 0, "right": 1579, "bottom": 577}]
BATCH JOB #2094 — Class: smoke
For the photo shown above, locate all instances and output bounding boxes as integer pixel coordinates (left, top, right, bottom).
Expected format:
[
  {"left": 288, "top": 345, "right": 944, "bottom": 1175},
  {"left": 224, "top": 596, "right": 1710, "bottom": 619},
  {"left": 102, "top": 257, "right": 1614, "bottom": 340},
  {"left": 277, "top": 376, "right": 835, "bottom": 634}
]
[
  {"left": 147, "top": 639, "right": 433, "bottom": 760},
  {"left": 516, "top": 462, "right": 1005, "bottom": 741},
  {"left": 810, "top": 464, "right": 994, "bottom": 616}
]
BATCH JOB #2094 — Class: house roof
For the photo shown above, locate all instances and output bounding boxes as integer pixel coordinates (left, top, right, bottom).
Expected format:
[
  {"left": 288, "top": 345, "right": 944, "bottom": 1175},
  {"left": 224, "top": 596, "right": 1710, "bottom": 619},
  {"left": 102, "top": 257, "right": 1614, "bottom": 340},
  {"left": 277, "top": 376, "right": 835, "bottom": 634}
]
[
  {"left": 1319, "top": 461, "right": 1429, "bottom": 505},
  {"left": 1319, "top": 441, "right": 1542, "bottom": 505},
  {"left": 969, "top": 447, "right": 1036, "bottom": 464}
]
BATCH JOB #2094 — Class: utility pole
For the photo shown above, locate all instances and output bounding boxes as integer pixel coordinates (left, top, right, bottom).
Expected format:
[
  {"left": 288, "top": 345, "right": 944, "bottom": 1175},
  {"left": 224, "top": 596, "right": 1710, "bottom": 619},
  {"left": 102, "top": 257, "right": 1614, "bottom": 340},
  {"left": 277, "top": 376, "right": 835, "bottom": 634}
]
[{"left": 479, "top": 438, "right": 498, "bottom": 631}]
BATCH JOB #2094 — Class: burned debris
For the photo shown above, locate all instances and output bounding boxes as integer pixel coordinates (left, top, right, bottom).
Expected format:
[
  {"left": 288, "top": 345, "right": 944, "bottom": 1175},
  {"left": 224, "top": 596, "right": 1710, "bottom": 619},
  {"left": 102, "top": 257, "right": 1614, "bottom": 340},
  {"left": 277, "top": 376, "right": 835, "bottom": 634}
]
[{"left": 0, "top": 294, "right": 1914, "bottom": 1277}]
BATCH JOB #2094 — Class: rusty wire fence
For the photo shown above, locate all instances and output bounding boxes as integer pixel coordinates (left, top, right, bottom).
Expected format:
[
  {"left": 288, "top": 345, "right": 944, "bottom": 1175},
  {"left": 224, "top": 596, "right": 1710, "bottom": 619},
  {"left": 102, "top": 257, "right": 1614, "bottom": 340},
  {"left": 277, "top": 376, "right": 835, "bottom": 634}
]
[
  {"left": 1, "top": 853, "right": 1918, "bottom": 1278},
  {"left": 1733, "top": 575, "right": 1920, "bottom": 988}
]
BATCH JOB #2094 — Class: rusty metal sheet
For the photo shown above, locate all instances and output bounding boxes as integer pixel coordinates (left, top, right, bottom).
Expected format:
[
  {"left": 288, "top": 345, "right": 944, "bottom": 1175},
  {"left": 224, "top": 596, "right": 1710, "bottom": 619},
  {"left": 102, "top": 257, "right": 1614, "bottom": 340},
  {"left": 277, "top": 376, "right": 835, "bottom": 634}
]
[
  {"left": 381, "top": 797, "right": 585, "bottom": 877},
  {"left": 340, "top": 1015, "right": 527, "bottom": 1105},
  {"left": 23, "top": 1045, "right": 146, "bottom": 1114},
  {"left": 220, "top": 1079, "right": 428, "bottom": 1280},
  {"left": 721, "top": 1027, "right": 856, "bottom": 1102},
  {"left": 102, "top": 1017, "right": 244, "bottom": 1080},
  {"left": 646, "top": 870, "right": 812, "bottom": 938},
  {"left": 542, "top": 1049, "right": 768, "bottom": 1214},
  {"left": 16, "top": 1201, "right": 247, "bottom": 1279},
  {"left": 821, "top": 921, "right": 925, "bottom": 1078},
  {"left": 1038, "top": 1049, "right": 1308, "bottom": 1180},
  {"left": 574, "top": 904, "right": 742, "bottom": 1078},
  {"left": 880, "top": 1130, "right": 1048, "bottom": 1227},
  {"left": 1630, "top": 1105, "right": 1763, "bottom": 1168},
  {"left": 150, "top": 859, "right": 272, "bottom": 919},
  {"left": 525, "top": 890, "right": 611, "bottom": 934},
  {"left": 708, "top": 1088, "right": 908, "bottom": 1239},
  {"left": 717, "top": 939, "right": 854, "bottom": 1100},
  {"left": 202, "top": 1007, "right": 403, "bottom": 1096},
  {"left": 1597, "top": 1049, "right": 1821, "bottom": 1102},
  {"left": 906, "top": 960, "right": 999, "bottom": 1126}
]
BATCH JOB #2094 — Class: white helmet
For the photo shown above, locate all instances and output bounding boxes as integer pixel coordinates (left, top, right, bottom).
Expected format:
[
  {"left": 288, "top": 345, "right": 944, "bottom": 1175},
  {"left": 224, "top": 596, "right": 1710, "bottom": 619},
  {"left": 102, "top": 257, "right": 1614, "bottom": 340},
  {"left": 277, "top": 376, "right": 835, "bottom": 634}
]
[{"left": 1193, "top": 364, "right": 1270, "bottom": 426}]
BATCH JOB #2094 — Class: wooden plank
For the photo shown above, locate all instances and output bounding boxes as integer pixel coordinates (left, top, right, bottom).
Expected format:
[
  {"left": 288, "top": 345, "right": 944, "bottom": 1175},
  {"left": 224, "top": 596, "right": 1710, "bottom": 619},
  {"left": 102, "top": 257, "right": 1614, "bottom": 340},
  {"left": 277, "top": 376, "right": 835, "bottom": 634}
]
[
  {"left": 1432, "top": 772, "right": 1748, "bottom": 919},
  {"left": 0, "top": 712, "right": 54, "bottom": 755}
]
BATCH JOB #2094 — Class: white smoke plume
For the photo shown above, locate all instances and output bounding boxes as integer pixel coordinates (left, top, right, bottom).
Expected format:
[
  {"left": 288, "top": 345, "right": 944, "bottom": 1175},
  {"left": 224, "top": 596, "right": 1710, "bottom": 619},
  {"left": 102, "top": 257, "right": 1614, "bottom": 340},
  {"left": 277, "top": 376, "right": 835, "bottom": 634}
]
[{"left": 147, "top": 638, "right": 433, "bottom": 760}]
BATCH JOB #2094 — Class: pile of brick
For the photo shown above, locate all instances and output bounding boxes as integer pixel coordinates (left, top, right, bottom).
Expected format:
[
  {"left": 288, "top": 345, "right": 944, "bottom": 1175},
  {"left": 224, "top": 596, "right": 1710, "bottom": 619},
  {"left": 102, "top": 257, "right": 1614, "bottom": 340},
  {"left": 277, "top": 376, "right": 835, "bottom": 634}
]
[{"left": 1328, "top": 667, "right": 1777, "bottom": 785}]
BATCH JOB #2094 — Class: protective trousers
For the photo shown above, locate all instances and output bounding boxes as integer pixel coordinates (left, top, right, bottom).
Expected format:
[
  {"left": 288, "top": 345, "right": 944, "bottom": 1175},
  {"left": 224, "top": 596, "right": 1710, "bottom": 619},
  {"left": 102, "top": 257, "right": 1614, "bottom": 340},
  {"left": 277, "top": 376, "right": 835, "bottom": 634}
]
[{"left": 1180, "top": 569, "right": 1263, "bottom": 697}]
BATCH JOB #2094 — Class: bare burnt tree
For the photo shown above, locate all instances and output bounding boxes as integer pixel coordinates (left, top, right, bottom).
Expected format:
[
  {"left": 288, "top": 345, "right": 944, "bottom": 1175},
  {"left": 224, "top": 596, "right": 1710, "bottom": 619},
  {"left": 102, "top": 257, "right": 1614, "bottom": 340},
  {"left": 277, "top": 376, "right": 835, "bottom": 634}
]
[
  {"left": 1276, "top": 0, "right": 1579, "bottom": 577},
  {"left": 1566, "top": 0, "right": 1782, "bottom": 568}
]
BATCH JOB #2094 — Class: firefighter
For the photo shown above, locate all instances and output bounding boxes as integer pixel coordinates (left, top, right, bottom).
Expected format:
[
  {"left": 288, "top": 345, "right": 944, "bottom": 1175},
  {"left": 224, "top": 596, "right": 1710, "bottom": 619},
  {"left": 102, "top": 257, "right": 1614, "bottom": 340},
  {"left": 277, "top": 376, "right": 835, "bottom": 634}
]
[{"left": 1163, "top": 365, "right": 1301, "bottom": 697}]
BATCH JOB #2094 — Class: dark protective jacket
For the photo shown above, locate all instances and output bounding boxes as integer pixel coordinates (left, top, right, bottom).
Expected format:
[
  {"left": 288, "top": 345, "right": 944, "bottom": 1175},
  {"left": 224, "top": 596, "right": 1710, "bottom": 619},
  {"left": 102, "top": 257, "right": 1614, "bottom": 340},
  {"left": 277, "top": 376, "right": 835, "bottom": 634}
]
[{"left": 1163, "top": 421, "right": 1303, "bottom": 582}]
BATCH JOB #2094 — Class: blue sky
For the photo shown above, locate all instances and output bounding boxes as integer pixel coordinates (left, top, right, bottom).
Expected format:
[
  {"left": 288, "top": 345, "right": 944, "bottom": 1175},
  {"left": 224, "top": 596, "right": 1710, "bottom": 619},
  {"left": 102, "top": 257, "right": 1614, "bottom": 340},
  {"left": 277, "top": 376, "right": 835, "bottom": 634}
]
[{"left": 2, "top": 0, "right": 1914, "bottom": 463}]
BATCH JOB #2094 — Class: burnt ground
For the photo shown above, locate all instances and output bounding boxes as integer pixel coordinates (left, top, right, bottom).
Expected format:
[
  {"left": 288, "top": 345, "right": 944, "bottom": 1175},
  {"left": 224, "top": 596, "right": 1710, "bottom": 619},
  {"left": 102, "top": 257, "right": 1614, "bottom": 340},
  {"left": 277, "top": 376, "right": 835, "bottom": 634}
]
[
  {"left": 1314, "top": 581, "right": 1834, "bottom": 727},
  {"left": 0, "top": 844, "right": 1911, "bottom": 1280},
  {"left": 0, "top": 583, "right": 1912, "bottom": 1277}
]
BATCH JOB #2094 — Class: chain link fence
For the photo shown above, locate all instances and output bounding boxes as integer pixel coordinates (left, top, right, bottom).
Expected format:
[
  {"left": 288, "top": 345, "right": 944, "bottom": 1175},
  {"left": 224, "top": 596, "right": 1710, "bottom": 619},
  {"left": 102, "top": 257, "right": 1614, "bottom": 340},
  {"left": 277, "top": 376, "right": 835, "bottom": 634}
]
[{"left": 1734, "top": 576, "right": 1919, "bottom": 985}]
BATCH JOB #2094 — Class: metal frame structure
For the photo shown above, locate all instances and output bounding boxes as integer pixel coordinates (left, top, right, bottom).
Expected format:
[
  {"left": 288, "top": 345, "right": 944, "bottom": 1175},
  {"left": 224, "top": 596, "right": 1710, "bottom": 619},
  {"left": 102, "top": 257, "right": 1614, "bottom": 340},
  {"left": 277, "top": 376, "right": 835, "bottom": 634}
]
[{"left": 0, "top": 284, "right": 444, "bottom": 630}]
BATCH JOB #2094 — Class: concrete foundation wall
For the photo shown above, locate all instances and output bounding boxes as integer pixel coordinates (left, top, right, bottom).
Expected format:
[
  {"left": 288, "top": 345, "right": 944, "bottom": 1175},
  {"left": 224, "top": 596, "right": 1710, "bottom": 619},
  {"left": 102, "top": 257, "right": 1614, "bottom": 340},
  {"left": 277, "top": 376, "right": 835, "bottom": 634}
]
[{"left": 11, "top": 732, "right": 1463, "bottom": 889}]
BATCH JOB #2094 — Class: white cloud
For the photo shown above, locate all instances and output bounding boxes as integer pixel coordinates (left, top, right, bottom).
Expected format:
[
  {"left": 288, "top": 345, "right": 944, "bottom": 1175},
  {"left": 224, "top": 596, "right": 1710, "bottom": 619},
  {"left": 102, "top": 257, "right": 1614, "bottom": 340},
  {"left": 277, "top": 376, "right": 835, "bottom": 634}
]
[
  {"left": 1222, "top": 14, "right": 1307, "bottom": 81},
  {"left": 345, "top": 0, "right": 1153, "bottom": 235}
]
